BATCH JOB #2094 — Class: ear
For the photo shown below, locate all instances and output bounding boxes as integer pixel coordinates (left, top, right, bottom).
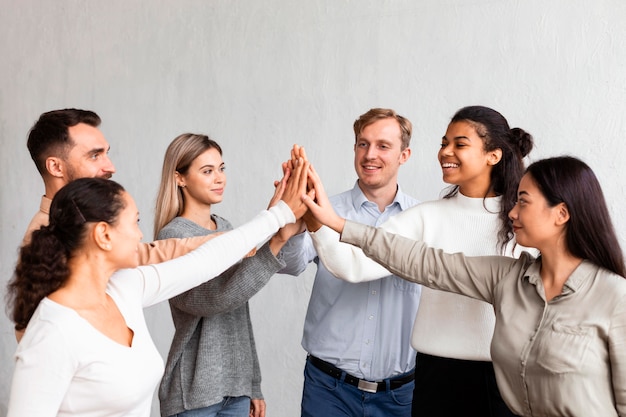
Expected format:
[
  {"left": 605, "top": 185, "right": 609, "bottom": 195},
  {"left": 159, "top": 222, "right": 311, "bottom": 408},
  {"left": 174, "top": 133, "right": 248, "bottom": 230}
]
[
  {"left": 174, "top": 171, "right": 185, "bottom": 188},
  {"left": 555, "top": 202, "right": 570, "bottom": 226},
  {"left": 487, "top": 148, "right": 503, "bottom": 166},
  {"left": 92, "top": 221, "right": 113, "bottom": 251},
  {"left": 45, "top": 157, "right": 65, "bottom": 178},
  {"left": 399, "top": 147, "right": 411, "bottom": 165}
]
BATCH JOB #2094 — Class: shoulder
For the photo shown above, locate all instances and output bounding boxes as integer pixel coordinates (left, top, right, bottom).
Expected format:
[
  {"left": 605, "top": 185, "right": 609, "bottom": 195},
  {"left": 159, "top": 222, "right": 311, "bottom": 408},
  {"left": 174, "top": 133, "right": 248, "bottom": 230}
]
[
  {"left": 18, "top": 300, "right": 79, "bottom": 357},
  {"left": 212, "top": 214, "right": 233, "bottom": 231},
  {"left": 157, "top": 217, "right": 206, "bottom": 239}
]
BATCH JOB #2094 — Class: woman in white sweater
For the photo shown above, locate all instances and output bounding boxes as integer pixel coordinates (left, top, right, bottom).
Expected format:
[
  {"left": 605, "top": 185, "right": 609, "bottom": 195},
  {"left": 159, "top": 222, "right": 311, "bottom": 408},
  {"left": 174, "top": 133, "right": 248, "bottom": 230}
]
[
  {"left": 6, "top": 159, "right": 309, "bottom": 417},
  {"left": 303, "top": 106, "right": 534, "bottom": 416}
]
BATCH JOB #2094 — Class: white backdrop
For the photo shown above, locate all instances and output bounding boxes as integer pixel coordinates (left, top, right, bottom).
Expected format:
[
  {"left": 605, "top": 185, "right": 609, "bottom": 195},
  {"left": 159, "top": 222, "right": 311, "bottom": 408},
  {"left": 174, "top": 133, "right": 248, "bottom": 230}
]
[{"left": 1, "top": 1, "right": 625, "bottom": 416}]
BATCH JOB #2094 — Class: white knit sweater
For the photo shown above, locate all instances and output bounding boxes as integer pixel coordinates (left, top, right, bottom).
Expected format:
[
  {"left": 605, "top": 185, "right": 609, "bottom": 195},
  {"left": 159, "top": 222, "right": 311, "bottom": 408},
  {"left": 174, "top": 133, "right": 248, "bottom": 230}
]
[{"left": 312, "top": 193, "right": 526, "bottom": 361}]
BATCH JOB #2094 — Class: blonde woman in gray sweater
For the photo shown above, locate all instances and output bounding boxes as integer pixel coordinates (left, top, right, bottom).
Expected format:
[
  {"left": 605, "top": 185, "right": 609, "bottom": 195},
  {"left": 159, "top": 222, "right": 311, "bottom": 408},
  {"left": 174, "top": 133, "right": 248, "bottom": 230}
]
[{"left": 154, "top": 134, "right": 299, "bottom": 417}]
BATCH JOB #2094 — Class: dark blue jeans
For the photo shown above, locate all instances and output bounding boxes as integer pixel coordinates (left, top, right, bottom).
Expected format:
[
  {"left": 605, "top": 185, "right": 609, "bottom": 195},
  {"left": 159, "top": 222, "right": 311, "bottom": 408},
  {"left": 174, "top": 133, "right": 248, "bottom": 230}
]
[
  {"left": 170, "top": 396, "right": 250, "bottom": 417},
  {"left": 301, "top": 359, "right": 413, "bottom": 417}
]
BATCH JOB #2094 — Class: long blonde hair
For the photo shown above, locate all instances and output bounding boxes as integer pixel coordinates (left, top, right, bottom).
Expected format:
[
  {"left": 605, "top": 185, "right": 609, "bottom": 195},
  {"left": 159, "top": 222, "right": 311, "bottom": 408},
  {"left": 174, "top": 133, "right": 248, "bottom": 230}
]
[{"left": 154, "top": 133, "right": 223, "bottom": 238}]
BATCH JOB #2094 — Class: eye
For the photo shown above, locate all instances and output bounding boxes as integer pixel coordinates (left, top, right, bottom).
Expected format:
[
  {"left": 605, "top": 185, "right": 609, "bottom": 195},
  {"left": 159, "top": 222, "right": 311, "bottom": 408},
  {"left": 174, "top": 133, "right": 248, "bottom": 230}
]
[
  {"left": 203, "top": 169, "right": 213, "bottom": 175},
  {"left": 220, "top": 166, "right": 226, "bottom": 173},
  {"left": 357, "top": 142, "right": 368, "bottom": 148}
]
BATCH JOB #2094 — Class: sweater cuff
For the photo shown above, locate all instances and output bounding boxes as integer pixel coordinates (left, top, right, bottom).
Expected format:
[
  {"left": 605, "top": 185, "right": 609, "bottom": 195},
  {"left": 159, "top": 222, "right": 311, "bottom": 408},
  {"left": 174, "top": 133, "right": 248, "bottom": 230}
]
[
  {"left": 339, "top": 219, "right": 366, "bottom": 246},
  {"left": 269, "top": 201, "right": 296, "bottom": 227}
]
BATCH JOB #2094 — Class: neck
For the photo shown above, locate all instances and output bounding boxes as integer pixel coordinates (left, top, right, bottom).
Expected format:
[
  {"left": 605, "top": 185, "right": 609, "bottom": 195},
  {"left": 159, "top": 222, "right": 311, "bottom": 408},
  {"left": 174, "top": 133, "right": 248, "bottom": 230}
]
[
  {"left": 458, "top": 181, "right": 495, "bottom": 198},
  {"left": 49, "top": 251, "right": 115, "bottom": 308},
  {"left": 538, "top": 245, "right": 583, "bottom": 301},
  {"left": 357, "top": 180, "right": 398, "bottom": 212},
  {"left": 43, "top": 177, "right": 67, "bottom": 201},
  {"left": 180, "top": 202, "right": 215, "bottom": 230}
]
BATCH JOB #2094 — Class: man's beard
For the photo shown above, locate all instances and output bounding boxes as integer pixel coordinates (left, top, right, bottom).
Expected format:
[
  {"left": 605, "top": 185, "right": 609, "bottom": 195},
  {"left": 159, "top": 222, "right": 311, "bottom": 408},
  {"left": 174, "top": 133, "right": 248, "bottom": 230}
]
[{"left": 65, "top": 166, "right": 113, "bottom": 181}]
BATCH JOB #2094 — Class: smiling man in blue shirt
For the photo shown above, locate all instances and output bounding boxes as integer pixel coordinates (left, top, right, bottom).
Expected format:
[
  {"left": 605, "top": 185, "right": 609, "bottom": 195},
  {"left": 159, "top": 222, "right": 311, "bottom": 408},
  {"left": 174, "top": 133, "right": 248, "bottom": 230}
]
[{"left": 279, "top": 108, "right": 421, "bottom": 417}]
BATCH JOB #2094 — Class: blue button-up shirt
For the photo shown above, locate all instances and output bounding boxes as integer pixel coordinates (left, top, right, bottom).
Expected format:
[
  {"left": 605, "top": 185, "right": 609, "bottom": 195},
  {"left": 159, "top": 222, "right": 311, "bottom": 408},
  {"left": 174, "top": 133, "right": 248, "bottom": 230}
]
[{"left": 279, "top": 182, "right": 421, "bottom": 380}]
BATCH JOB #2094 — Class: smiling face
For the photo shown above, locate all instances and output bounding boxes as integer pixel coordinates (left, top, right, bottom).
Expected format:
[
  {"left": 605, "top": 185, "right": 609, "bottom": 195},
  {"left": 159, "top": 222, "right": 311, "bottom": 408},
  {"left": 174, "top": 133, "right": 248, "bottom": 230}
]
[
  {"left": 177, "top": 147, "right": 226, "bottom": 208},
  {"left": 509, "top": 173, "right": 567, "bottom": 251},
  {"left": 353, "top": 117, "right": 410, "bottom": 194},
  {"left": 63, "top": 123, "right": 116, "bottom": 182},
  {"left": 438, "top": 121, "right": 502, "bottom": 198}
]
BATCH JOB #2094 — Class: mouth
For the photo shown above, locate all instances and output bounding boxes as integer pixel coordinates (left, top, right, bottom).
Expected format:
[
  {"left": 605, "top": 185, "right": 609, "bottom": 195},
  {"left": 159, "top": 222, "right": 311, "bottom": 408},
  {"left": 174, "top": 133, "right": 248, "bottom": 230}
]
[
  {"left": 361, "top": 164, "right": 381, "bottom": 172},
  {"left": 441, "top": 162, "right": 459, "bottom": 169},
  {"left": 212, "top": 188, "right": 224, "bottom": 194}
]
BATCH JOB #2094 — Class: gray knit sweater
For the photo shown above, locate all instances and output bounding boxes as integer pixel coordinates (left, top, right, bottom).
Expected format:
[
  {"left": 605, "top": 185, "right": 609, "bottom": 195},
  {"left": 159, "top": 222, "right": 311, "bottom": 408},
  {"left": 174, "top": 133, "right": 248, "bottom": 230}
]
[{"left": 156, "top": 215, "right": 285, "bottom": 416}]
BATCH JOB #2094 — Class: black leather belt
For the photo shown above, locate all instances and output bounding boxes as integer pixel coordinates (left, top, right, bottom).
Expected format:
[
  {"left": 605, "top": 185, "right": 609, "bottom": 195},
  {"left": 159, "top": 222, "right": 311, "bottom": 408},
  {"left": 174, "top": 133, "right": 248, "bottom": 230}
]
[{"left": 308, "top": 355, "right": 414, "bottom": 393}]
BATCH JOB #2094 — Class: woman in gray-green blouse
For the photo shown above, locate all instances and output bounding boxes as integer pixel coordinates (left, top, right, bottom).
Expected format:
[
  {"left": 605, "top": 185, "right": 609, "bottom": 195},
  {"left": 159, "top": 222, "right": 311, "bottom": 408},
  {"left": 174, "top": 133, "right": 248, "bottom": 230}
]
[{"left": 303, "top": 155, "right": 626, "bottom": 417}]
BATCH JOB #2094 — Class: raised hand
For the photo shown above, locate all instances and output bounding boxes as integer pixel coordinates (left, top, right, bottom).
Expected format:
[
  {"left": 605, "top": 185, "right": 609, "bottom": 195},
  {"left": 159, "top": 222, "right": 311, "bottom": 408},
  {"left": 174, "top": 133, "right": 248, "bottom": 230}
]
[
  {"left": 267, "top": 161, "right": 290, "bottom": 209},
  {"left": 281, "top": 156, "right": 311, "bottom": 220},
  {"left": 301, "top": 163, "right": 346, "bottom": 234}
]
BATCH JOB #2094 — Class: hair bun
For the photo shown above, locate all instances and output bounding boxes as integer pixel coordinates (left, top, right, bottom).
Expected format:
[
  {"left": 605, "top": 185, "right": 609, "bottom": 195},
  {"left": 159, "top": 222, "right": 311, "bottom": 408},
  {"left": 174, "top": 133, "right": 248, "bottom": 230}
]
[{"left": 510, "top": 127, "right": 534, "bottom": 158}]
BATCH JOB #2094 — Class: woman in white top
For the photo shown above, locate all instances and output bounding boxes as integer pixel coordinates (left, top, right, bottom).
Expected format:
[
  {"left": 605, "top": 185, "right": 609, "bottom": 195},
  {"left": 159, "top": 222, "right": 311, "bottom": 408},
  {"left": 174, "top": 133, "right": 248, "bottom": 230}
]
[
  {"left": 301, "top": 106, "right": 534, "bottom": 416},
  {"left": 303, "top": 156, "right": 626, "bottom": 417},
  {"left": 6, "top": 158, "right": 309, "bottom": 417}
]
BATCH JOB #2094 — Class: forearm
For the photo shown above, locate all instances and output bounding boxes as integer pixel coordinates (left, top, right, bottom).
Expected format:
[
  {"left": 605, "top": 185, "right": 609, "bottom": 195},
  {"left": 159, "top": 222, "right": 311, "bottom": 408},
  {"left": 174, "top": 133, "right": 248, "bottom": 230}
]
[
  {"left": 138, "top": 234, "right": 215, "bottom": 265},
  {"left": 311, "top": 225, "right": 391, "bottom": 282},
  {"left": 169, "top": 243, "right": 283, "bottom": 315},
  {"left": 340, "top": 220, "right": 501, "bottom": 302},
  {"left": 277, "top": 231, "right": 315, "bottom": 276},
  {"left": 140, "top": 202, "right": 295, "bottom": 307}
]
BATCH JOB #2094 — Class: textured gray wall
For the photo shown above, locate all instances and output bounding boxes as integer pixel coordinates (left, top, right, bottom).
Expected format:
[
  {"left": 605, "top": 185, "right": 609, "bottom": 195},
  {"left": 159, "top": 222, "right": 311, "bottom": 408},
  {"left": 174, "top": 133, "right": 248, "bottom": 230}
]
[{"left": 1, "top": 1, "right": 625, "bottom": 416}]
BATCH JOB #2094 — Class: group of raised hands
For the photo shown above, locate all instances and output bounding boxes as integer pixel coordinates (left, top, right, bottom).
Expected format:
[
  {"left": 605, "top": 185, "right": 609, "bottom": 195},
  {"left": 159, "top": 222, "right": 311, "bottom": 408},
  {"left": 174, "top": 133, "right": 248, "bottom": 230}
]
[{"left": 269, "top": 144, "right": 346, "bottom": 239}]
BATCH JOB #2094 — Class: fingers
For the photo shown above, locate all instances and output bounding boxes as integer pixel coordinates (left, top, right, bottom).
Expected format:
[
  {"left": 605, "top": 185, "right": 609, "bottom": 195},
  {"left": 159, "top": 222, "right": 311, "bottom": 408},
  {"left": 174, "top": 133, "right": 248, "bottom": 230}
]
[
  {"left": 267, "top": 164, "right": 290, "bottom": 209},
  {"left": 250, "top": 399, "right": 266, "bottom": 417}
]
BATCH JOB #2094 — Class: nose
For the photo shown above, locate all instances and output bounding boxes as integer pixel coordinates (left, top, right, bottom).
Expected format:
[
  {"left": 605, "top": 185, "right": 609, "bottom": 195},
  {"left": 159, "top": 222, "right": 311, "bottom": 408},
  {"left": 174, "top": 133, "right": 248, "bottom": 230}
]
[
  {"left": 439, "top": 143, "right": 453, "bottom": 157},
  {"left": 364, "top": 145, "right": 377, "bottom": 160},
  {"left": 103, "top": 155, "right": 116, "bottom": 174},
  {"left": 508, "top": 203, "right": 518, "bottom": 220}
]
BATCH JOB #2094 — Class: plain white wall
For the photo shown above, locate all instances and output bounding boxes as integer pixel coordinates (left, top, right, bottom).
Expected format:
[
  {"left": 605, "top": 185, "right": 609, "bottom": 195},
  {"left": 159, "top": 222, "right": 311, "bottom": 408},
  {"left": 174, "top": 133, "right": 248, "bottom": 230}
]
[{"left": 1, "top": 1, "right": 625, "bottom": 416}]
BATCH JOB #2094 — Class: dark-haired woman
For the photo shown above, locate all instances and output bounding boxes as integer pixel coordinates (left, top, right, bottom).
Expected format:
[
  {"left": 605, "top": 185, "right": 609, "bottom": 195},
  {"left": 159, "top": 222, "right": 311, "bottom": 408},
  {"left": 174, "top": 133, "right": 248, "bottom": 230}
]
[
  {"left": 6, "top": 159, "right": 309, "bottom": 417},
  {"left": 304, "top": 155, "right": 626, "bottom": 416},
  {"left": 306, "top": 106, "right": 534, "bottom": 416}
]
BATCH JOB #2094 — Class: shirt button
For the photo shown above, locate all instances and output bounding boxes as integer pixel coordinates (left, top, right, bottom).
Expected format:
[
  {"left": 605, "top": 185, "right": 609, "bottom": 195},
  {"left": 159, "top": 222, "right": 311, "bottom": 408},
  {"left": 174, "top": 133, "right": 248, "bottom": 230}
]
[
  {"left": 369, "top": 315, "right": 374, "bottom": 320},
  {"left": 371, "top": 290, "right": 377, "bottom": 295}
]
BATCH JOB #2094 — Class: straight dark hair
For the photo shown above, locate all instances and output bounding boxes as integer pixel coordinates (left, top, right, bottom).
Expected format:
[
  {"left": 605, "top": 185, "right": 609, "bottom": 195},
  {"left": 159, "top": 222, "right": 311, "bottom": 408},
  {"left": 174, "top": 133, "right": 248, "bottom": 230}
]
[{"left": 527, "top": 156, "right": 625, "bottom": 277}]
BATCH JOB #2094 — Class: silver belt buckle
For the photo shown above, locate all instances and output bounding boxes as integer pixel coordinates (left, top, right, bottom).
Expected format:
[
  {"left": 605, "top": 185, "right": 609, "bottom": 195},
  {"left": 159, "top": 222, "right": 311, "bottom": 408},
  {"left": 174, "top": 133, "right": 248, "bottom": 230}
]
[{"left": 357, "top": 379, "right": 378, "bottom": 393}]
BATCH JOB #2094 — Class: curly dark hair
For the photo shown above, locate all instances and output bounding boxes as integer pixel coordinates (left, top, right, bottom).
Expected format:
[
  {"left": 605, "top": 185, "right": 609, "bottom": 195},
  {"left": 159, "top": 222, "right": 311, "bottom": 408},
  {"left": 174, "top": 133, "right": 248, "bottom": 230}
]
[
  {"left": 443, "top": 106, "right": 534, "bottom": 252},
  {"left": 7, "top": 178, "right": 126, "bottom": 331}
]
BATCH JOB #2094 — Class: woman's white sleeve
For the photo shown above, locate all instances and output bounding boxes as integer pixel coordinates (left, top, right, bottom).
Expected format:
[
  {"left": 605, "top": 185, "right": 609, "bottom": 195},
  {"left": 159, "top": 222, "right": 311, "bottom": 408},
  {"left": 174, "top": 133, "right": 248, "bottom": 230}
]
[
  {"left": 310, "top": 225, "right": 391, "bottom": 282},
  {"left": 137, "top": 201, "right": 295, "bottom": 306}
]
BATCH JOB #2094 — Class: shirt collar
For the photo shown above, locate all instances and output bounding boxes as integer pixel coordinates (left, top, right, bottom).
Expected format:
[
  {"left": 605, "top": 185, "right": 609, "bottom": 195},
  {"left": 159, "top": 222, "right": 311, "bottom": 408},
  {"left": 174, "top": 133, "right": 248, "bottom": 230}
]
[
  {"left": 349, "top": 181, "right": 410, "bottom": 212},
  {"left": 40, "top": 195, "right": 52, "bottom": 215},
  {"left": 524, "top": 258, "right": 598, "bottom": 297}
]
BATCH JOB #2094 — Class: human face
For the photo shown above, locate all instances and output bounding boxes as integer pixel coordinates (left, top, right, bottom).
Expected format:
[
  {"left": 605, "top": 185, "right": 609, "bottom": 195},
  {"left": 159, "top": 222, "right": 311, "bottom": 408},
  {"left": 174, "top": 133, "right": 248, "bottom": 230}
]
[
  {"left": 509, "top": 173, "right": 565, "bottom": 251},
  {"left": 178, "top": 147, "right": 226, "bottom": 207},
  {"left": 353, "top": 118, "right": 410, "bottom": 192},
  {"left": 108, "top": 191, "right": 143, "bottom": 269},
  {"left": 439, "top": 121, "right": 501, "bottom": 198},
  {"left": 63, "top": 123, "right": 116, "bottom": 182}
]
